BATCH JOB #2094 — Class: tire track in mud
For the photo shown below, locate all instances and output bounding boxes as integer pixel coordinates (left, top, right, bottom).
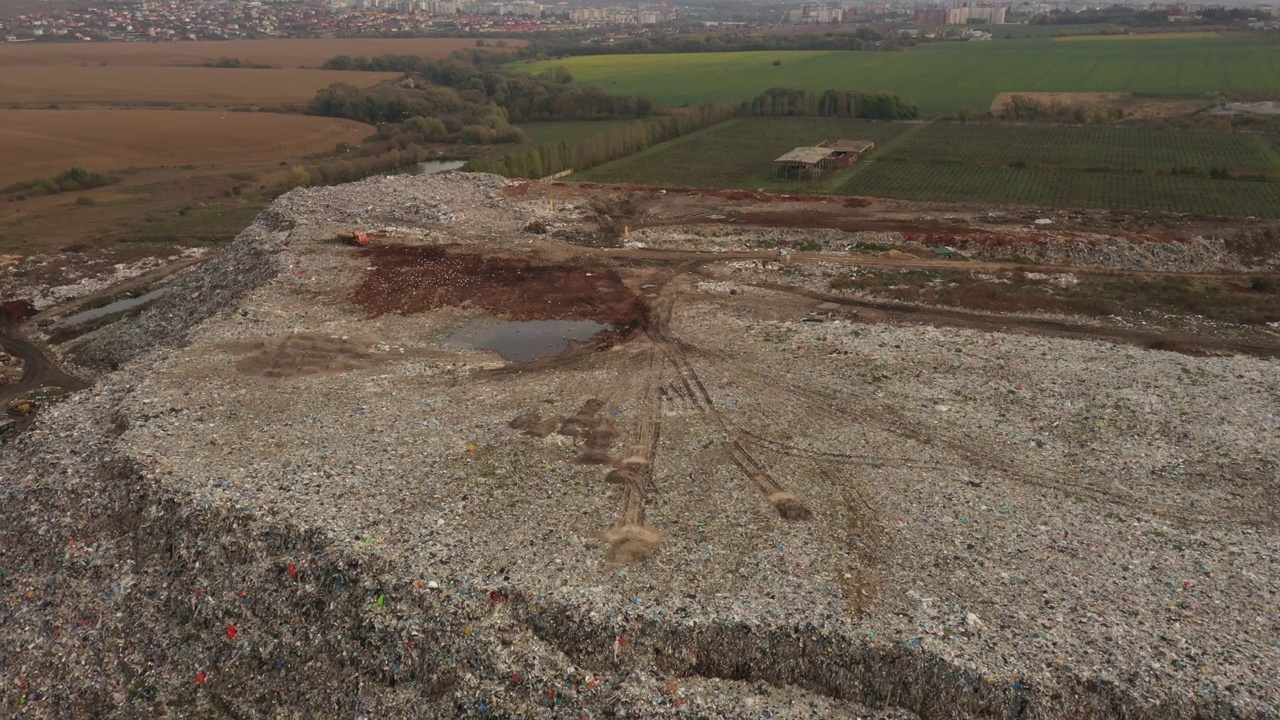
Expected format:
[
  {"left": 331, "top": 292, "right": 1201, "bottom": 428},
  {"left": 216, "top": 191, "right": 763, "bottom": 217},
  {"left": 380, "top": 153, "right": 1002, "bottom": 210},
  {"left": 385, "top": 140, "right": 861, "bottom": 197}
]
[
  {"left": 644, "top": 280, "right": 816, "bottom": 524},
  {"left": 690, "top": 332, "right": 1209, "bottom": 526},
  {"left": 594, "top": 284, "right": 671, "bottom": 564}
]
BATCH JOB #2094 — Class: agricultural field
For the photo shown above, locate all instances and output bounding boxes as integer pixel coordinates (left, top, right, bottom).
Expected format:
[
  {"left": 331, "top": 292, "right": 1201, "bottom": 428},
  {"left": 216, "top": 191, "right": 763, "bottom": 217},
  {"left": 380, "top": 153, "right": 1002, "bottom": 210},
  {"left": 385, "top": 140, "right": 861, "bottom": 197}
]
[
  {"left": 840, "top": 162, "right": 1280, "bottom": 216},
  {"left": 516, "top": 35, "right": 1280, "bottom": 117},
  {"left": 0, "top": 66, "right": 400, "bottom": 106},
  {"left": 0, "top": 110, "right": 374, "bottom": 187},
  {"left": 576, "top": 117, "right": 1280, "bottom": 217},
  {"left": 576, "top": 117, "right": 914, "bottom": 189},
  {"left": 0, "top": 37, "right": 517, "bottom": 68},
  {"left": 881, "top": 123, "right": 1280, "bottom": 175}
]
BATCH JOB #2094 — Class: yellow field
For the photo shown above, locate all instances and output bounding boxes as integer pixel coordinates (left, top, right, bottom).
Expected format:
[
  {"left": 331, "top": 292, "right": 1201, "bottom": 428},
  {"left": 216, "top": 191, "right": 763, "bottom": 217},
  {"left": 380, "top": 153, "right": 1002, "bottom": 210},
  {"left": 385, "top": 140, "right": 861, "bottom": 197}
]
[
  {"left": 0, "top": 66, "right": 399, "bottom": 106},
  {"left": 1053, "top": 31, "right": 1222, "bottom": 42},
  {"left": 0, "top": 37, "right": 522, "bottom": 67},
  {"left": 0, "top": 110, "right": 374, "bottom": 185}
]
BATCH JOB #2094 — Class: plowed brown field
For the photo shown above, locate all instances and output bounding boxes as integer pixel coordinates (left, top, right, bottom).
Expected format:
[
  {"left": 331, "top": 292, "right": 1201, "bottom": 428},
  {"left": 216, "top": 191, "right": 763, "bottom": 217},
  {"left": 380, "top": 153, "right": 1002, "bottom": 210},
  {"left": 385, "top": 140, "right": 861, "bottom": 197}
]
[
  {"left": 0, "top": 66, "right": 399, "bottom": 106},
  {"left": 0, "top": 110, "right": 374, "bottom": 185},
  {"left": 0, "top": 37, "right": 519, "bottom": 67}
]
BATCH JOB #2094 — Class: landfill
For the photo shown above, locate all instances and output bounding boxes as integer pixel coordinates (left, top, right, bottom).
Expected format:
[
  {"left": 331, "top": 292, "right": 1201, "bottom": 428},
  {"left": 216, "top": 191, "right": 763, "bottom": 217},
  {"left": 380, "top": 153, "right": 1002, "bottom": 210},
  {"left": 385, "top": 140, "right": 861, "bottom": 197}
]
[{"left": 0, "top": 172, "right": 1277, "bottom": 718}]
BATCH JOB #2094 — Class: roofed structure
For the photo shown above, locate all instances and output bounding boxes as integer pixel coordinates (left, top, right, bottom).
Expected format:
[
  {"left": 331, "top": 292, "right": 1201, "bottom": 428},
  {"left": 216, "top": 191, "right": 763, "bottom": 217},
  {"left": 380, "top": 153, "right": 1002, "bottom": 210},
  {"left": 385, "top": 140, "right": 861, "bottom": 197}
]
[
  {"left": 773, "top": 146, "right": 836, "bottom": 180},
  {"left": 772, "top": 139, "right": 875, "bottom": 179}
]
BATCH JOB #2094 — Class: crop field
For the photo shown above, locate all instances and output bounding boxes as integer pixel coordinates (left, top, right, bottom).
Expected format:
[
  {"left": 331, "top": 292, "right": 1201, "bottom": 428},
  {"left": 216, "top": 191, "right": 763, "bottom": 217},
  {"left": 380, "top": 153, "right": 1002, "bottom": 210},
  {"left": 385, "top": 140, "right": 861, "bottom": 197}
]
[
  {"left": 840, "top": 162, "right": 1280, "bottom": 217},
  {"left": 0, "top": 38, "right": 517, "bottom": 68},
  {"left": 883, "top": 124, "right": 1280, "bottom": 175},
  {"left": 576, "top": 117, "right": 913, "bottom": 188},
  {"left": 517, "top": 36, "right": 1280, "bottom": 116},
  {"left": 0, "top": 110, "right": 374, "bottom": 186},
  {"left": 0, "top": 66, "right": 400, "bottom": 106},
  {"left": 575, "top": 117, "right": 1280, "bottom": 217}
]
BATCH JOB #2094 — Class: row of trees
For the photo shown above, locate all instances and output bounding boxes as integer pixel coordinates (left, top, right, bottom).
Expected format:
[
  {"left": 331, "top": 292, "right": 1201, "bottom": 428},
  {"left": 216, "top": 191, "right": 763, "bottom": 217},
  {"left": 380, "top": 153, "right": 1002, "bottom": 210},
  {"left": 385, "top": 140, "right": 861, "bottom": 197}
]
[
  {"left": 286, "top": 145, "right": 440, "bottom": 190},
  {"left": 471, "top": 102, "right": 735, "bottom": 179},
  {"left": 313, "top": 52, "right": 661, "bottom": 127},
  {"left": 742, "top": 88, "right": 919, "bottom": 120},
  {"left": 1031, "top": 5, "right": 1254, "bottom": 26},
  {"left": 513, "top": 30, "right": 887, "bottom": 59}
]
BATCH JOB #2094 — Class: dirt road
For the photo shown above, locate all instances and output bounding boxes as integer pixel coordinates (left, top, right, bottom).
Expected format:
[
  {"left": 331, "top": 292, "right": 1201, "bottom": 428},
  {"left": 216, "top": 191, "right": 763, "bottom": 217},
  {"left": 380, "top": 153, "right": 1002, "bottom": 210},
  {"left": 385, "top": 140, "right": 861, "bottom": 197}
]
[{"left": 0, "top": 325, "right": 87, "bottom": 405}]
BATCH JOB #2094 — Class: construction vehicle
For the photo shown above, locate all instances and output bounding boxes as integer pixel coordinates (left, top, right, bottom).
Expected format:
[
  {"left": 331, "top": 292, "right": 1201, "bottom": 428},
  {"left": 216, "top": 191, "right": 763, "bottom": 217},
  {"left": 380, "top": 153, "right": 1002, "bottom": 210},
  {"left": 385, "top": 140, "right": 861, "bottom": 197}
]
[{"left": 337, "top": 231, "right": 371, "bottom": 247}]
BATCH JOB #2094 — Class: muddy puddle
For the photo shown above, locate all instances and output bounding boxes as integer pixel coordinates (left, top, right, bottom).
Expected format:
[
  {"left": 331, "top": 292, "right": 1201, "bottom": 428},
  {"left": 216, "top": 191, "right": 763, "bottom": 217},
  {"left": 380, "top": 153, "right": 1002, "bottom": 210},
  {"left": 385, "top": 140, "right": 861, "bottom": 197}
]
[
  {"left": 387, "top": 160, "right": 467, "bottom": 176},
  {"left": 447, "top": 317, "right": 610, "bottom": 362}
]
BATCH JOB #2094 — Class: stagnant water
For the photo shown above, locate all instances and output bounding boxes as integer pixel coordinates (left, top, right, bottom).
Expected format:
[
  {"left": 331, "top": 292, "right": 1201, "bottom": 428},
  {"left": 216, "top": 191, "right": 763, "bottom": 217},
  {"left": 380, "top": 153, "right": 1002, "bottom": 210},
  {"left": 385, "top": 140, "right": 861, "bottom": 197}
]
[
  {"left": 447, "top": 318, "right": 610, "bottom": 362},
  {"left": 56, "top": 288, "right": 168, "bottom": 327},
  {"left": 387, "top": 160, "right": 467, "bottom": 176}
]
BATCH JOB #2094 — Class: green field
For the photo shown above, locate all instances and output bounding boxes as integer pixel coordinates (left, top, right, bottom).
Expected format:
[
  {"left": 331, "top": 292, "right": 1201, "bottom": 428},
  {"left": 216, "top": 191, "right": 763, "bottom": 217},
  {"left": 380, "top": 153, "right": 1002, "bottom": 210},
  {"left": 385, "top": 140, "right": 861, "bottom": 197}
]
[
  {"left": 575, "top": 117, "right": 914, "bottom": 190},
  {"left": 516, "top": 36, "right": 1280, "bottom": 116},
  {"left": 839, "top": 162, "right": 1280, "bottom": 216},
  {"left": 881, "top": 123, "right": 1280, "bottom": 174},
  {"left": 577, "top": 118, "right": 1280, "bottom": 217}
]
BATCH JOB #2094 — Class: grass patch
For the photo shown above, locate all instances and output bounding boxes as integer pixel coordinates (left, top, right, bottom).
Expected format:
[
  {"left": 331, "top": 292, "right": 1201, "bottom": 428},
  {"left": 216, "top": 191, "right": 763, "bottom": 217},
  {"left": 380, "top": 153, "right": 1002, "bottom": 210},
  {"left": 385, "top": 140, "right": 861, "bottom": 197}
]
[{"left": 122, "top": 202, "right": 264, "bottom": 244}]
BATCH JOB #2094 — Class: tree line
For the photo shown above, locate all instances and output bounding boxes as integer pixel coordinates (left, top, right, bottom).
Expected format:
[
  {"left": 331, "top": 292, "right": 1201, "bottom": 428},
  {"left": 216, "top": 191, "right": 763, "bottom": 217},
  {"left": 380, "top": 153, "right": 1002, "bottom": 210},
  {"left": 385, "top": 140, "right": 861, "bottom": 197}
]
[
  {"left": 469, "top": 102, "right": 735, "bottom": 179},
  {"left": 318, "top": 51, "right": 657, "bottom": 124},
  {"left": 512, "top": 29, "right": 887, "bottom": 59},
  {"left": 742, "top": 88, "right": 918, "bottom": 120}
]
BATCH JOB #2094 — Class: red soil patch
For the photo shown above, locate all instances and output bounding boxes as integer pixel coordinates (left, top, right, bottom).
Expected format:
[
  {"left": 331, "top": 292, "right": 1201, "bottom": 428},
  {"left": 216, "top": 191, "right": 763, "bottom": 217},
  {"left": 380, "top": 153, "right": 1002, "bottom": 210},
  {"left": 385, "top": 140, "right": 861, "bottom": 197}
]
[
  {"left": 0, "top": 300, "right": 36, "bottom": 324},
  {"left": 353, "top": 245, "right": 649, "bottom": 332}
]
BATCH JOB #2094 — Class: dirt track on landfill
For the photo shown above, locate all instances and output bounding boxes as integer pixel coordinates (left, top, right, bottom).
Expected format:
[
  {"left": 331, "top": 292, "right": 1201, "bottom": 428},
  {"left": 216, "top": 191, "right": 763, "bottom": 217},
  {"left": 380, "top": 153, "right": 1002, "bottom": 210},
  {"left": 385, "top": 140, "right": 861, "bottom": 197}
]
[{"left": 0, "top": 325, "right": 87, "bottom": 405}]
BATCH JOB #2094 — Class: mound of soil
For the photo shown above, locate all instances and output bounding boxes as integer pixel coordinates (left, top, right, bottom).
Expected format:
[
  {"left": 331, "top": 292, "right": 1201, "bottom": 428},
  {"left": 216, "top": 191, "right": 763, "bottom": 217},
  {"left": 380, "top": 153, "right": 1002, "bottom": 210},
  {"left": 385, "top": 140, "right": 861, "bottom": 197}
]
[{"left": 352, "top": 245, "right": 650, "bottom": 332}]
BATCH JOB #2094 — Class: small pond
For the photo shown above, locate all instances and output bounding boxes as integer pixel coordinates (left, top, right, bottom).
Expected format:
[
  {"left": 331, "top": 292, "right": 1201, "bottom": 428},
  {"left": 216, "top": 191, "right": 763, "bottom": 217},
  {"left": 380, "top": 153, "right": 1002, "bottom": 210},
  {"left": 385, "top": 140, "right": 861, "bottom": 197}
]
[
  {"left": 56, "top": 288, "right": 167, "bottom": 328},
  {"left": 447, "top": 318, "right": 610, "bottom": 362},
  {"left": 389, "top": 160, "right": 467, "bottom": 176}
]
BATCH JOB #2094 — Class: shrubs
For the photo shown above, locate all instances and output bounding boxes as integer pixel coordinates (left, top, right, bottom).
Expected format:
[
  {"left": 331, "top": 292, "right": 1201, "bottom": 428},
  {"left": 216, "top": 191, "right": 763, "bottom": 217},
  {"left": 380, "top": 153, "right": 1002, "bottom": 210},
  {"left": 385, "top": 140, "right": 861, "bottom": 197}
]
[
  {"left": 3, "top": 167, "right": 120, "bottom": 198},
  {"left": 999, "top": 94, "right": 1124, "bottom": 123}
]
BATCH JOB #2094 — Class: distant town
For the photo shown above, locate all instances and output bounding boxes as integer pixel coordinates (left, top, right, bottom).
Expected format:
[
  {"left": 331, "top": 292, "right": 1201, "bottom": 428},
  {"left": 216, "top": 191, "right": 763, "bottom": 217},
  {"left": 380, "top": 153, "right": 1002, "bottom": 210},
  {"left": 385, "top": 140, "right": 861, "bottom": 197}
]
[{"left": 1, "top": 0, "right": 1276, "bottom": 42}]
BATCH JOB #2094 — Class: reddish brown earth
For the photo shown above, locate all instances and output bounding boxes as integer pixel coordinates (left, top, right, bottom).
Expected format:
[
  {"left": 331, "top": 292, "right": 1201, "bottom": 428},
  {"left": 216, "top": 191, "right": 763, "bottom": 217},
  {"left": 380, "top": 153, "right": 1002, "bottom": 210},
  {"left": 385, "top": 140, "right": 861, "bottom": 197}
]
[{"left": 352, "top": 245, "right": 650, "bottom": 332}]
